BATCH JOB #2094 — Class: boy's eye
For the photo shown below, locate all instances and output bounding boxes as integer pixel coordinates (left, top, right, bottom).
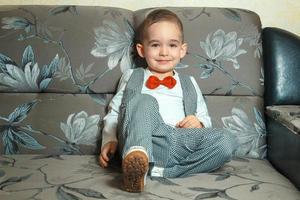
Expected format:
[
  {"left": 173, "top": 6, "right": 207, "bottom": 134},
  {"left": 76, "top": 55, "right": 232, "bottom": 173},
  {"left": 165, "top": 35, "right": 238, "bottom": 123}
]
[
  {"left": 170, "top": 44, "right": 178, "bottom": 48},
  {"left": 151, "top": 43, "right": 159, "bottom": 47}
]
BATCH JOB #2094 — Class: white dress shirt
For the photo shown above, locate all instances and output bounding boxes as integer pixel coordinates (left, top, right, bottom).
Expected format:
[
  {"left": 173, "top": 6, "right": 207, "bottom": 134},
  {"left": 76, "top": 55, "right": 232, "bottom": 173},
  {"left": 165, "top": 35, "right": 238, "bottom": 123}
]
[{"left": 101, "top": 68, "right": 212, "bottom": 146}]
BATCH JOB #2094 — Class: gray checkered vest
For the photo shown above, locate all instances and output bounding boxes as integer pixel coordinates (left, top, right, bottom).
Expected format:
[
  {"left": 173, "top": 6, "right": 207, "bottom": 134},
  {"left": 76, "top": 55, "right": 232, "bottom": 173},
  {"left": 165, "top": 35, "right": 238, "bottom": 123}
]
[{"left": 122, "top": 68, "right": 197, "bottom": 116}]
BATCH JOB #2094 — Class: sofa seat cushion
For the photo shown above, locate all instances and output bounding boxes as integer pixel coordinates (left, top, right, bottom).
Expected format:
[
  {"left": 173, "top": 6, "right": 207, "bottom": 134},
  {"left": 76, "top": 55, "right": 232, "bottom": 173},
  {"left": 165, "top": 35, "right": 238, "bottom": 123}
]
[
  {"left": 0, "top": 155, "right": 299, "bottom": 199},
  {"left": 266, "top": 105, "right": 300, "bottom": 135}
]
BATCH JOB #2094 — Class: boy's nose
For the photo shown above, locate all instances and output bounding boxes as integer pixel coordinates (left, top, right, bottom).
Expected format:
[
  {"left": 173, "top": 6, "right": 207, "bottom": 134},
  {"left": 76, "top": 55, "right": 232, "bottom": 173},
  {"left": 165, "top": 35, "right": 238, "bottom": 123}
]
[{"left": 159, "top": 46, "right": 168, "bottom": 56}]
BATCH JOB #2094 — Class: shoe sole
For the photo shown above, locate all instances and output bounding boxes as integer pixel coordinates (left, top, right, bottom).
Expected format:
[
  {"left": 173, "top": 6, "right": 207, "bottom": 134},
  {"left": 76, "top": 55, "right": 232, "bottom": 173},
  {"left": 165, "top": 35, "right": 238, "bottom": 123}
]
[{"left": 122, "top": 151, "right": 149, "bottom": 193}]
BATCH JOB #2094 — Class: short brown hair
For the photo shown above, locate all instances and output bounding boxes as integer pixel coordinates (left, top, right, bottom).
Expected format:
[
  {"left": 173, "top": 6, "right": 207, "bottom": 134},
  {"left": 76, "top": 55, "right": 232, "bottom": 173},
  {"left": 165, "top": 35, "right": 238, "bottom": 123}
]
[{"left": 137, "top": 9, "right": 184, "bottom": 43}]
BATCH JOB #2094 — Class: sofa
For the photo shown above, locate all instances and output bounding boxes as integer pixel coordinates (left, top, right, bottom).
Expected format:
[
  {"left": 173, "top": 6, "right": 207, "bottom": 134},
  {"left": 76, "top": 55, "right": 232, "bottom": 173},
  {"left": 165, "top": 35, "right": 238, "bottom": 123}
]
[{"left": 0, "top": 5, "right": 299, "bottom": 199}]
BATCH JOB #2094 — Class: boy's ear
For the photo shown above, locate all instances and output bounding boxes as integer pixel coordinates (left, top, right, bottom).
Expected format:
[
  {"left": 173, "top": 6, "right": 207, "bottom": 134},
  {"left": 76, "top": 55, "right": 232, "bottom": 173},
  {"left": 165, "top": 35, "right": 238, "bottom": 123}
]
[
  {"left": 136, "top": 43, "right": 145, "bottom": 58},
  {"left": 180, "top": 42, "right": 188, "bottom": 58}
]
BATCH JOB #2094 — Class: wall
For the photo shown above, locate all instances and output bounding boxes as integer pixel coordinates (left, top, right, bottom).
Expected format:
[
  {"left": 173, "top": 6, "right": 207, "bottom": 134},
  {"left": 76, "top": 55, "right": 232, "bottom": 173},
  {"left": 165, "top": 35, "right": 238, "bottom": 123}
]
[{"left": 0, "top": 0, "right": 299, "bottom": 36}]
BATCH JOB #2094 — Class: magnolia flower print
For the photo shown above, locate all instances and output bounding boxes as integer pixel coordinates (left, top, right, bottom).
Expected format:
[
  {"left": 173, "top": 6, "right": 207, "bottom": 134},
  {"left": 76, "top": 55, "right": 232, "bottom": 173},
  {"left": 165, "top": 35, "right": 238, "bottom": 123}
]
[
  {"left": 1, "top": 17, "right": 32, "bottom": 32},
  {"left": 0, "top": 100, "right": 45, "bottom": 154},
  {"left": 60, "top": 111, "right": 100, "bottom": 146},
  {"left": 222, "top": 107, "right": 266, "bottom": 158},
  {"left": 240, "top": 24, "right": 262, "bottom": 58},
  {"left": 0, "top": 62, "right": 40, "bottom": 91},
  {"left": 200, "top": 29, "right": 247, "bottom": 69},
  {"left": 260, "top": 67, "right": 264, "bottom": 86},
  {"left": 91, "top": 19, "right": 134, "bottom": 72},
  {"left": 54, "top": 57, "right": 71, "bottom": 81},
  {"left": 0, "top": 45, "right": 59, "bottom": 92}
]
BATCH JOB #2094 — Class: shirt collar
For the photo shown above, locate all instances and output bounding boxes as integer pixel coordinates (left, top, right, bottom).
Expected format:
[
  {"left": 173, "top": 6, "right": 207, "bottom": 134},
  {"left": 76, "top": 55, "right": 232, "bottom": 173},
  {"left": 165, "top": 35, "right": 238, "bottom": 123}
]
[{"left": 145, "top": 68, "right": 178, "bottom": 79}]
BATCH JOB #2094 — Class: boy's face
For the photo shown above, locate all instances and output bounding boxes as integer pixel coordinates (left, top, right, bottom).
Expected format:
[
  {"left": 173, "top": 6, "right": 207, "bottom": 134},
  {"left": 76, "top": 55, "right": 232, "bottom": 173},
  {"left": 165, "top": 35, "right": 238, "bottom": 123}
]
[{"left": 136, "top": 21, "right": 187, "bottom": 77}]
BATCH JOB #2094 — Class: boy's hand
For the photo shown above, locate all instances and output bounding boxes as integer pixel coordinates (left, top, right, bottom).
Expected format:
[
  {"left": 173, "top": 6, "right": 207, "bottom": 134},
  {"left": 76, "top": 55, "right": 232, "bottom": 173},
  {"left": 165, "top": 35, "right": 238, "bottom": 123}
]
[
  {"left": 176, "top": 115, "right": 204, "bottom": 128},
  {"left": 99, "top": 141, "right": 118, "bottom": 168}
]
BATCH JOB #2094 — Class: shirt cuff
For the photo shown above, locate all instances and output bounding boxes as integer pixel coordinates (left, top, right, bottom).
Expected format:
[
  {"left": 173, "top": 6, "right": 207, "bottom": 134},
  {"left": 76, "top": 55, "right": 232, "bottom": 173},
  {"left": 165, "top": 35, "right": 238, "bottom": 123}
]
[
  {"left": 101, "top": 126, "right": 118, "bottom": 148},
  {"left": 196, "top": 115, "right": 212, "bottom": 128}
]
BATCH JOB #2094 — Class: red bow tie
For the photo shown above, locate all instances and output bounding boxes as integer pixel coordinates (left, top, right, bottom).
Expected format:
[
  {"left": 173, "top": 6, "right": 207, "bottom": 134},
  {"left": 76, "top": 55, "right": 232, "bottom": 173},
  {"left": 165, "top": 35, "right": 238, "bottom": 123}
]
[{"left": 145, "top": 75, "right": 177, "bottom": 89}]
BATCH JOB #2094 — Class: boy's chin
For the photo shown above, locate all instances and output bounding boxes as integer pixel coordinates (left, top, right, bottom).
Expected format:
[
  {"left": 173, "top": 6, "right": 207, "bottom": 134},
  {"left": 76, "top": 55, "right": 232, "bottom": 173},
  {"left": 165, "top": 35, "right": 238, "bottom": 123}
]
[
  {"left": 152, "top": 65, "right": 176, "bottom": 71},
  {"left": 148, "top": 67, "right": 173, "bottom": 72}
]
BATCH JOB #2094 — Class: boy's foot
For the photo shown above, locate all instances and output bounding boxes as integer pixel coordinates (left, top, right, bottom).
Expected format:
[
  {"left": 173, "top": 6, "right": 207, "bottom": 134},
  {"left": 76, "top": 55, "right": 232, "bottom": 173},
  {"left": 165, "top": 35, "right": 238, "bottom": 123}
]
[{"left": 122, "top": 150, "right": 149, "bottom": 193}]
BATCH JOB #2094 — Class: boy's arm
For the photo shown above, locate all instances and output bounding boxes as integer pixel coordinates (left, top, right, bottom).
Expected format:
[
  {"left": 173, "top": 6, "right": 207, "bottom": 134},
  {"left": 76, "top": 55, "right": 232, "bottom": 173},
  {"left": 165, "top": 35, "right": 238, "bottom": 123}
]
[
  {"left": 101, "top": 69, "right": 133, "bottom": 147},
  {"left": 190, "top": 76, "right": 212, "bottom": 128}
]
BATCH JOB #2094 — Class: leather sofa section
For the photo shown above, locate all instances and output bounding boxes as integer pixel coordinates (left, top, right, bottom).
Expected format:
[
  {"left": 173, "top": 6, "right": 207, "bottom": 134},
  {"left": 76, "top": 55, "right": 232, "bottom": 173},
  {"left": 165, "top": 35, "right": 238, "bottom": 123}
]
[
  {"left": 267, "top": 116, "right": 300, "bottom": 190},
  {"left": 263, "top": 27, "right": 300, "bottom": 106}
]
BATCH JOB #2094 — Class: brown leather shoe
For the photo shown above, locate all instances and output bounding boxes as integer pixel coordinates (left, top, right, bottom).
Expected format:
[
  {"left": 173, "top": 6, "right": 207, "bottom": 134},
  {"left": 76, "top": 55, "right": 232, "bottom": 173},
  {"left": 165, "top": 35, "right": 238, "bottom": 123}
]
[{"left": 122, "top": 150, "right": 149, "bottom": 192}]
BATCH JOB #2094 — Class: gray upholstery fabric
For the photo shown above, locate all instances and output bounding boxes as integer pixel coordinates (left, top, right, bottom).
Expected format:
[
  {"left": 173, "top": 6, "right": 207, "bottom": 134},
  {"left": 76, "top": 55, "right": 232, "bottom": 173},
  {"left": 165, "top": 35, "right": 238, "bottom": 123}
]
[
  {"left": 0, "top": 6, "right": 263, "bottom": 95},
  {"left": 266, "top": 105, "right": 300, "bottom": 134},
  {"left": 0, "top": 155, "right": 299, "bottom": 199}
]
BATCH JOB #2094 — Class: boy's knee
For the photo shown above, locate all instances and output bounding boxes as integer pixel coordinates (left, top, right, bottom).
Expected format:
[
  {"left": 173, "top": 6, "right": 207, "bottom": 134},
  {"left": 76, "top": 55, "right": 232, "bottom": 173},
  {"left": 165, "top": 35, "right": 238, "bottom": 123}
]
[
  {"left": 220, "top": 142, "right": 233, "bottom": 161},
  {"left": 218, "top": 130, "right": 237, "bottom": 160}
]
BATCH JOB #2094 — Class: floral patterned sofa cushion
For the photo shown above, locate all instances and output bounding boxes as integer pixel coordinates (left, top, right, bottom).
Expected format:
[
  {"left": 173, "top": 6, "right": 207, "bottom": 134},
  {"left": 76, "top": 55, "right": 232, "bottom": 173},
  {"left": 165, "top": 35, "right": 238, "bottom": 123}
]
[
  {"left": 0, "top": 6, "right": 263, "bottom": 95},
  {"left": 266, "top": 105, "right": 300, "bottom": 135},
  {"left": 1, "top": 155, "right": 300, "bottom": 199}
]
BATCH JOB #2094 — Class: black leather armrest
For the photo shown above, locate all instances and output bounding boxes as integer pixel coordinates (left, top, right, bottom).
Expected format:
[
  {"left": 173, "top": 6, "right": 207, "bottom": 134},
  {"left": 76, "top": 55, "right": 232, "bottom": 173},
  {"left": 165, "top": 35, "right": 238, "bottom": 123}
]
[
  {"left": 262, "top": 27, "right": 300, "bottom": 106},
  {"left": 266, "top": 116, "right": 300, "bottom": 190},
  {"left": 263, "top": 27, "right": 300, "bottom": 190}
]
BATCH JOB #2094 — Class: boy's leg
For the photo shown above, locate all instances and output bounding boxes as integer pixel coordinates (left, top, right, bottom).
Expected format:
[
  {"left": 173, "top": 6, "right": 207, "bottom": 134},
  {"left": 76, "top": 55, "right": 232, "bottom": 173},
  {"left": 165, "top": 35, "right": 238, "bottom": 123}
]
[
  {"left": 118, "top": 94, "right": 161, "bottom": 161},
  {"left": 163, "top": 128, "right": 238, "bottom": 177},
  {"left": 117, "top": 94, "right": 171, "bottom": 192}
]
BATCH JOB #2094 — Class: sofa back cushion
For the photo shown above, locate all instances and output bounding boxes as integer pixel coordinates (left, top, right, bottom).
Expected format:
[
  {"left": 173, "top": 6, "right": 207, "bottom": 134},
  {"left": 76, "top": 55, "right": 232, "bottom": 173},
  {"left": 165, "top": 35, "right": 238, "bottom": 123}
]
[
  {"left": 263, "top": 27, "right": 300, "bottom": 106},
  {"left": 0, "top": 6, "right": 265, "bottom": 158}
]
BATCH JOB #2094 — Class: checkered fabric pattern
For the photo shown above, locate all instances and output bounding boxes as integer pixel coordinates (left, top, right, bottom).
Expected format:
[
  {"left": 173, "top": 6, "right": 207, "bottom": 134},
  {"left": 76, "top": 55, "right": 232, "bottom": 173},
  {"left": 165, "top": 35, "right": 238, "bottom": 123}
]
[{"left": 117, "top": 68, "right": 238, "bottom": 177}]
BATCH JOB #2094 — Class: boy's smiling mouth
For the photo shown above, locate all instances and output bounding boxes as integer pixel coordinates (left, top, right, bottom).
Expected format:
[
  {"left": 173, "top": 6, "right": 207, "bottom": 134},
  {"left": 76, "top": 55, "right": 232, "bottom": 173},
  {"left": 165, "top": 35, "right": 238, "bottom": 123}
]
[{"left": 156, "top": 60, "right": 171, "bottom": 64}]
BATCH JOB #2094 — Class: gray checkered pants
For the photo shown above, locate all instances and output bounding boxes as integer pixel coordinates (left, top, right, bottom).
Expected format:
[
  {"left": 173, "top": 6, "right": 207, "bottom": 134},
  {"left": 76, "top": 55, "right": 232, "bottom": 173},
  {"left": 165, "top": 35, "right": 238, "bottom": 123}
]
[{"left": 117, "top": 93, "right": 237, "bottom": 178}]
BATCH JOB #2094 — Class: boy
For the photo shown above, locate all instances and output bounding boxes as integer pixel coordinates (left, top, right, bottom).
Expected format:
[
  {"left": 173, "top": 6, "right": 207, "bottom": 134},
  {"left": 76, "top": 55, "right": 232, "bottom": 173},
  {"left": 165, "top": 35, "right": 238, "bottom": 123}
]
[{"left": 99, "top": 9, "right": 237, "bottom": 193}]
